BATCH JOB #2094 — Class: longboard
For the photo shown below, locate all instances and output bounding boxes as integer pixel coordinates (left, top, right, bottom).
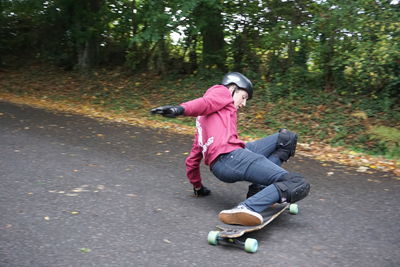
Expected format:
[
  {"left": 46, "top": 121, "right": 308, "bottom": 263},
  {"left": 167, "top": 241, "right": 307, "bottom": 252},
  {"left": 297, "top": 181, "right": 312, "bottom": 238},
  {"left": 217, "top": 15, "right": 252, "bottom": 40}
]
[{"left": 207, "top": 203, "right": 299, "bottom": 253}]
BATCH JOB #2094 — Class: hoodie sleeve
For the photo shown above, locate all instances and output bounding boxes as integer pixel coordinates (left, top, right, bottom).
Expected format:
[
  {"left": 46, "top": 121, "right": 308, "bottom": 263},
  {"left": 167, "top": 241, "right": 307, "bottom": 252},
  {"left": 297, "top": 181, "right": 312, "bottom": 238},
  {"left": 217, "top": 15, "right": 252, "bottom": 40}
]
[
  {"left": 180, "top": 85, "right": 232, "bottom": 117},
  {"left": 185, "top": 133, "right": 203, "bottom": 188}
]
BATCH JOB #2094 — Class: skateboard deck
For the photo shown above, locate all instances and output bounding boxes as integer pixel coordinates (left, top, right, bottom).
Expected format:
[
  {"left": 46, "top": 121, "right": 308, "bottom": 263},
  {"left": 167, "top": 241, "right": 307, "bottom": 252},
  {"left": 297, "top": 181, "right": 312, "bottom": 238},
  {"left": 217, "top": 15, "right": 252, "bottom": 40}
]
[{"left": 208, "top": 203, "right": 298, "bottom": 253}]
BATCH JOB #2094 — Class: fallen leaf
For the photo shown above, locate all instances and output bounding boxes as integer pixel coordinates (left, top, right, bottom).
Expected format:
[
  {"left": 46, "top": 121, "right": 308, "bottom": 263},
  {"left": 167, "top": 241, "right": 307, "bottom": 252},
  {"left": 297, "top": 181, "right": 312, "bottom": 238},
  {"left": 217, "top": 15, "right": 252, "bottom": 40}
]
[
  {"left": 80, "top": 248, "right": 91, "bottom": 253},
  {"left": 72, "top": 188, "right": 89, "bottom": 193},
  {"left": 86, "top": 164, "right": 97, "bottom": 167},
  {"left": 351, "top": 111, "right": 368, "bottom": 120},
  {"left": 356, "top": 166, "right": 369, "bottom": 173},
  {"left": 367, "top": 179, "right": 381, "bottom": 183},
  {"left": 44, "top": 216, "right": 50, "bottom": 221},
  {"left": 255, "top": 113, "right": 264, "bottom": 119}
]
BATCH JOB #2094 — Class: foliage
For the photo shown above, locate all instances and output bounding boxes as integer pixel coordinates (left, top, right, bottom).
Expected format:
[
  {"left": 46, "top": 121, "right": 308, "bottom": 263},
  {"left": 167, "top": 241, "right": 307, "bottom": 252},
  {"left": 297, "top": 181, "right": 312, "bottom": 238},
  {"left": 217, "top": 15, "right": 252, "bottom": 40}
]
[
  {"left": 368, "top": 126, "right": 400, "bottom": 158},
  {"left": 1, "top": 0, "right": 399, "bottom": 156}
]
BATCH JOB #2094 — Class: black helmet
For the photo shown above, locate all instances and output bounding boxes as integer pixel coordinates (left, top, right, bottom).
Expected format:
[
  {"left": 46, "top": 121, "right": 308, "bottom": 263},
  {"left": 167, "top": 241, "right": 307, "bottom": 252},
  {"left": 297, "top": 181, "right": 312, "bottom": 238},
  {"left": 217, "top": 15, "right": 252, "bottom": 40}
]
[{"left": 221, "top": 72, "right": 253, "bottom": 100}]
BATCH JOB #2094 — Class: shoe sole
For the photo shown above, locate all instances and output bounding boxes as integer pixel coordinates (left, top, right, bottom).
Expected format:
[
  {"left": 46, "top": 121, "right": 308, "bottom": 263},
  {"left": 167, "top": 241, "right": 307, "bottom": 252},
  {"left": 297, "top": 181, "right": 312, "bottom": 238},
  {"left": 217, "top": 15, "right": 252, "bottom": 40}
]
[{"left": 219, "top": 211, "right": 263, "bottom": 226}]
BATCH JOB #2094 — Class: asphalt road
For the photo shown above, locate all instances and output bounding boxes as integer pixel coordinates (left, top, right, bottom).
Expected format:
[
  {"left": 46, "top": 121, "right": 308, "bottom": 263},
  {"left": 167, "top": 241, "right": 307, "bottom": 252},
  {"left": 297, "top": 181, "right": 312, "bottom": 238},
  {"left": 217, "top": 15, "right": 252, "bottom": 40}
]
[{"left": 0, "top": 101, "right": 399, "bottom": 267}]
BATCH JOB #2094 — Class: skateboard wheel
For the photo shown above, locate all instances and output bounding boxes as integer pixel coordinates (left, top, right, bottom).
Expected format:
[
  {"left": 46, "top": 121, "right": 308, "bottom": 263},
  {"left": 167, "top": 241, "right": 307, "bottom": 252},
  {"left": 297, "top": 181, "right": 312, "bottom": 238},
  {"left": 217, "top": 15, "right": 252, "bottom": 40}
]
[
  {"left": 244, "top": 238, "right": 258, "bottom": 253},
  {"left": 207, "top": 231, "right": 220, "bottom": 245},
  {"left": 289, "top": 204, "right": 299, "bottom": 215}
]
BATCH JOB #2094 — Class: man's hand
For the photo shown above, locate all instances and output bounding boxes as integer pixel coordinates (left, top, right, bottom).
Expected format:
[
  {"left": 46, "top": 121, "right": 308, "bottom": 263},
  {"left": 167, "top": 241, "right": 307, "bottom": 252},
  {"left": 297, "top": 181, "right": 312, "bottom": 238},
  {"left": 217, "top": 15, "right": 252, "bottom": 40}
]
[
  {"left": 194, "top": 185, "right": 211, "bottom": 197},
  {"left": 150, "top": 105, "right": 184, "bottom": 118}
]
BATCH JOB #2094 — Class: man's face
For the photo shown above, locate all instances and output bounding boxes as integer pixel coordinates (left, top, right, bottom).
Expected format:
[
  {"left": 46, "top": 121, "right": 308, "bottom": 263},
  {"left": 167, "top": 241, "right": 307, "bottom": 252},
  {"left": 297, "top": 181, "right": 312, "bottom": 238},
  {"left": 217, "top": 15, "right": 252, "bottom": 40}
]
[{"left": 232, "top": 89, "right": 249, "bottom": 109}]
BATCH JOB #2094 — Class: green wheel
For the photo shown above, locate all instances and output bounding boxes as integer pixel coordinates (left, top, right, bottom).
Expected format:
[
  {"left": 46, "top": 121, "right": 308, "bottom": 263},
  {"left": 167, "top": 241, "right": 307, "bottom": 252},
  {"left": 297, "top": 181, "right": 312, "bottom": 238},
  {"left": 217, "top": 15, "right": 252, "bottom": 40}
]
[
  {"left": 244, "top": 238, "right": 258, "bottom": 253},
  {"left": 207, "top": 231, "right": 220, "bottom": 245},
  {"left": 289, "top": 203, "right": 299, "bottom": 215}
]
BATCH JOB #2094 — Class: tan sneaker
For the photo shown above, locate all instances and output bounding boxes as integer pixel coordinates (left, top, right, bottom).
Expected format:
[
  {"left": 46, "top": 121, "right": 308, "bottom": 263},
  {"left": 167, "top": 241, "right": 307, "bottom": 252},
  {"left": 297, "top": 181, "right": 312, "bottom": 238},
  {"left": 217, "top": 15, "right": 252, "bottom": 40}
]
[{"left": 218, "top": 205, "right": 263, "bottom": 226}]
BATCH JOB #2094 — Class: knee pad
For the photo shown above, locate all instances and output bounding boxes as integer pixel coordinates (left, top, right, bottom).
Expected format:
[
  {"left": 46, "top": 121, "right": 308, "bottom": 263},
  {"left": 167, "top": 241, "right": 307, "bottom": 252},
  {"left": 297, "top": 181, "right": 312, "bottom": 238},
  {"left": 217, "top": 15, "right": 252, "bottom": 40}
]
[
  {"left": 272, "top": 129, "right": 298, "bottom": 162},
  {"left": 246, "top": 184, "right": 266, "bottom": 199},
  {"left": 274, "top": 173, "right": 310, "bottom": 203}
]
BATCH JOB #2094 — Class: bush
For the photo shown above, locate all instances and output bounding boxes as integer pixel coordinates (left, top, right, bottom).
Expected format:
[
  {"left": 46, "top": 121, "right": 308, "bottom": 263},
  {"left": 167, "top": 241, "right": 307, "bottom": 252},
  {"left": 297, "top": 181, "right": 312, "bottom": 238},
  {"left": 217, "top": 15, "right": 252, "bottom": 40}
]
[{"left": 367, "top": 126, "right": 400, "bottom": 158}]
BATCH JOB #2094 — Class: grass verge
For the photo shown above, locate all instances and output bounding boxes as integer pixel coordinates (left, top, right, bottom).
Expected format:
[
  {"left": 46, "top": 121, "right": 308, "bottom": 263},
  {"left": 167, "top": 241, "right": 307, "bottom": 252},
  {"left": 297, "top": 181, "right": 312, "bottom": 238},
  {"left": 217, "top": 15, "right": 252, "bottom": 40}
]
[{"left": 0, "top": 64, "right": 399, "bottom": 176}]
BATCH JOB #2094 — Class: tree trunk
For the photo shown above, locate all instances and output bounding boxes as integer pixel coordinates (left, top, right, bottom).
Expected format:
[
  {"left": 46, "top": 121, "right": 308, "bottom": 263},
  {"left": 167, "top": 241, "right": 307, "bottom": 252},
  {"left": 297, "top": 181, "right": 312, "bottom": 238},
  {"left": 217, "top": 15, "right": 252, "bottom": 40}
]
[
  {"left": 185, "top": 34, "right": 198, "bottom": 73},
  {"left": 74, "top": 0, "right": 103, "bottom": 71},
  {"left": 320, "top": 33, "right": 334, "bottom": 91},
  {"left": 194, "top": 1, "right": 226, "bottom": 71},
  {"left": 233, "top": 34, "right": 245, "bottom": 72},
  {"left": 132, "top": 0, "right": 137, "bottom": 36},
  {"left": 152, "top": 39, "right": 168, "bottom": 74},
  {"left": 77, "top": 37, "right": 98, "bottom": 71}
]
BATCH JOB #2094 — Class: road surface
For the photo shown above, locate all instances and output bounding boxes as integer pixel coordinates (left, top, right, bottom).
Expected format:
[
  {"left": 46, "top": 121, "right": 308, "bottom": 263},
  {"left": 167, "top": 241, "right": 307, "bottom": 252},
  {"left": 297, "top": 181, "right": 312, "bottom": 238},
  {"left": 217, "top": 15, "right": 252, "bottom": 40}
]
[{"left": 0, "top": 101, "right": 399, "bottom": 266}]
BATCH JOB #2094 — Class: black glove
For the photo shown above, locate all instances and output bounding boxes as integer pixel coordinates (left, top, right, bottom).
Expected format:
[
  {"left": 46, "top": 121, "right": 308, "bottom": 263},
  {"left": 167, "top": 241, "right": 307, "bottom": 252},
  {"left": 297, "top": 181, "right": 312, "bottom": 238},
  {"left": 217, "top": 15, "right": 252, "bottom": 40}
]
[
  {"left": 150, "top": 105, "right": 185, "bottom": 118},
  {"left": 194, "top": 186, "right": 211, "bottom": 197}
]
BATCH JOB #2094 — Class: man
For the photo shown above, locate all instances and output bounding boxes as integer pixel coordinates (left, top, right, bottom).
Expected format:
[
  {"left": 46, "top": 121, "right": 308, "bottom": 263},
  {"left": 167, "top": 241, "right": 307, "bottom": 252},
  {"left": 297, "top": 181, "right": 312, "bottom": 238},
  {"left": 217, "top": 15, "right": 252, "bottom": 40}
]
[{"left": 151, "top": 72, "right": 310, "bottom": 226}]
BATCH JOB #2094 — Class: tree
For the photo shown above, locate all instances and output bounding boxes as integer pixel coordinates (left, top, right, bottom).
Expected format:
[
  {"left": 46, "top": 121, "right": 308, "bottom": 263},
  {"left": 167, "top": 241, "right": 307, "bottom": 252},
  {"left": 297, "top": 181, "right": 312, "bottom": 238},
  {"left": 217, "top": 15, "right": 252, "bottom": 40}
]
[
  {"left": 1, "top": 0, "right": 398, "bottom": 108},
  {"left": 66, "top": 0, "right": 106, "bottom": 70},
  {"left": 193, "top": 0, "right": 226, "bottom": 71}
]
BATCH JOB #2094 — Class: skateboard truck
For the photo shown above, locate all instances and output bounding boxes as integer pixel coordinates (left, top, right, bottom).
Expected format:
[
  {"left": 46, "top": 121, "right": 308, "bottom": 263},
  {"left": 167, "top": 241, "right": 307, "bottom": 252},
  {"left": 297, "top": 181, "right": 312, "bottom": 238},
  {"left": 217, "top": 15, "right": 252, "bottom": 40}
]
[
  {"left": 208, "top": 231, "right": 259, "bottom": 253},
  {"left": 207, "top": 203, "right": 299, "bottom": 253}
]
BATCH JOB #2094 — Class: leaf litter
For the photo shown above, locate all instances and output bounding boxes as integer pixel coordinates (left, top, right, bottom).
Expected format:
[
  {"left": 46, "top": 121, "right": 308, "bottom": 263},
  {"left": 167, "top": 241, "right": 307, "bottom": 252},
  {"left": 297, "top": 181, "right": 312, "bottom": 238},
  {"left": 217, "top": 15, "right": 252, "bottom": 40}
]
[{"left": 0, "top": 67, "right": 398, "bottom": 178}]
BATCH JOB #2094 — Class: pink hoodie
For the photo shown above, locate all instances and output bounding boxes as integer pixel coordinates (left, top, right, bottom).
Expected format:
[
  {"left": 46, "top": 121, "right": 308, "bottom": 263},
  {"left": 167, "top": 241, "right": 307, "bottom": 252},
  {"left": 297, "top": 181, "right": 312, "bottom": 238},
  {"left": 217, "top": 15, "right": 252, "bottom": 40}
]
[{"left": 180, "top": 85, "right": 245, "bottom": 188}]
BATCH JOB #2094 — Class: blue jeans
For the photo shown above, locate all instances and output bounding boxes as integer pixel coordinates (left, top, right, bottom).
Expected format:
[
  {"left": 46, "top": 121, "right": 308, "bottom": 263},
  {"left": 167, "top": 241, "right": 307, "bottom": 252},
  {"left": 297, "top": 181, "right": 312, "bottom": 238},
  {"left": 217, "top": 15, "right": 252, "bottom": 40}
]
[{"left": 211, "top": 133, "right": 288, "bottom": 213}]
